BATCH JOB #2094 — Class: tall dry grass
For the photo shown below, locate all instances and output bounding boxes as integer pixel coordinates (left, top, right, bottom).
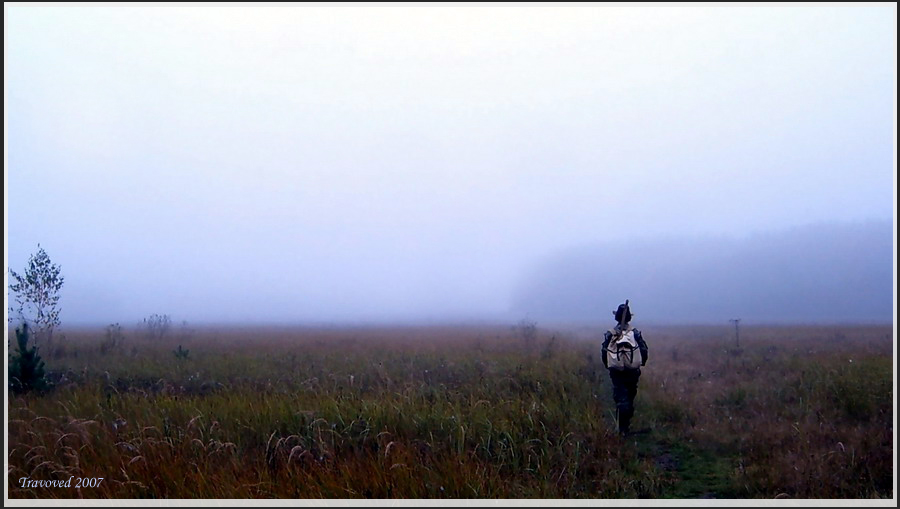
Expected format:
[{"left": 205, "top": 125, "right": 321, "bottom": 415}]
[{"left": 6, "top": 323, "right": 894, "bottom": 498}]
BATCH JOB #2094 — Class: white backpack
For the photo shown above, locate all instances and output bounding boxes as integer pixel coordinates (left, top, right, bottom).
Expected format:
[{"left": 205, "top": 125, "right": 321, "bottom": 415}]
[{"left": 606, "top": 328, "right": 642, "bottom": 370}]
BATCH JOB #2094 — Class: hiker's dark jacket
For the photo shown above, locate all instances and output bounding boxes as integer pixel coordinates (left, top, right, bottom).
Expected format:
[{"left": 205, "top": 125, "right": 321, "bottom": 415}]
[{"left": 601, "top": 325, "right": 648, "bottom": 370}]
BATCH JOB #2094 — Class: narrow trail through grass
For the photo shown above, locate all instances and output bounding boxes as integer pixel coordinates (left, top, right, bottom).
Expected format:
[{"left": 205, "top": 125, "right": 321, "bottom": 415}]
[{"left": 630, "top": 429, "right": 738, "bottom": 499}]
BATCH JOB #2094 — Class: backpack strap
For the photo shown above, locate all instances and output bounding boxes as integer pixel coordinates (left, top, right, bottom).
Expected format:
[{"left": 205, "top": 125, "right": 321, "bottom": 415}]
[{"left": 609, "top": 325, "right": 633, "bottom": 339}]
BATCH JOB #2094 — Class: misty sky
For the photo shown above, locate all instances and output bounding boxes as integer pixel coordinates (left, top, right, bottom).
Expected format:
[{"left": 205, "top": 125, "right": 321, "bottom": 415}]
[{"left": 5, "top": 4, "right": 896, "bottom": 325}]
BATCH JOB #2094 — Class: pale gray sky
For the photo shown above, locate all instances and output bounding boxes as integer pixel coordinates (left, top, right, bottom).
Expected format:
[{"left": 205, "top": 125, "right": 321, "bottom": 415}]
[{"left": 5, "top": 4, "right": 896, "bottom": 325}]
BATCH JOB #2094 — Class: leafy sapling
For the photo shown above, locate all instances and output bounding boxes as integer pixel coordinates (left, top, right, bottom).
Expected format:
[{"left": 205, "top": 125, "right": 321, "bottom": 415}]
[{"left": 9, "top": 245, "right": 64, "bottom": 352}]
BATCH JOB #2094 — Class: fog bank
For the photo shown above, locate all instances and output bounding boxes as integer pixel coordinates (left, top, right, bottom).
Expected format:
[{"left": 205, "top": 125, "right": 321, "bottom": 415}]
[{"left": 513, "top": 220, "right": 893, "bottom": 324}]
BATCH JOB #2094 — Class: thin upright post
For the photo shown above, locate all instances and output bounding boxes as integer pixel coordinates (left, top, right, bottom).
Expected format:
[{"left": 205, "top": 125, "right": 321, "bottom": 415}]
[{"left": 729, "top": 318, "right": 741, "bottom": 348}]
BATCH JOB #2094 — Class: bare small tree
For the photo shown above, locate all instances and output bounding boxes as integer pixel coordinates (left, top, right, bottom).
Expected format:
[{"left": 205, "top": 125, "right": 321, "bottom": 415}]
[{"left": 9, "top": 245, "right": 64, "bottom": 352}]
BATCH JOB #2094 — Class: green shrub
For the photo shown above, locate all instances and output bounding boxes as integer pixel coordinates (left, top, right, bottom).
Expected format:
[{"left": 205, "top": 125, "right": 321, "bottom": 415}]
[
  {"left": 173, "top": 344, "right": 190, "bottom": 360},
  {"left": 9, "top": 323, "right": 49, "bottom": 394}
]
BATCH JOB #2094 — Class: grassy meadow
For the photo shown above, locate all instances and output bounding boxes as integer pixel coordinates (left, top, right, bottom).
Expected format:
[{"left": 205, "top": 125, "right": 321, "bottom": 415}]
[{"left": 6, "top": 322, "right": 894, "bottom": 499}]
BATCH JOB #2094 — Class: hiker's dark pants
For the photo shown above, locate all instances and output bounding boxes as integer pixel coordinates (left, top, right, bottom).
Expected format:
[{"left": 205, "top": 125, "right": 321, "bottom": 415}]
[{"left": 609, "top": 368, "right": 641, "bottom": 433}]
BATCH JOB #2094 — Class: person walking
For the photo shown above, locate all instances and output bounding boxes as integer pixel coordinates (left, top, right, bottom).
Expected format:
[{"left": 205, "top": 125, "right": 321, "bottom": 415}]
[{"left": 601, "top": 300, "right": 649, "bottom": 435}]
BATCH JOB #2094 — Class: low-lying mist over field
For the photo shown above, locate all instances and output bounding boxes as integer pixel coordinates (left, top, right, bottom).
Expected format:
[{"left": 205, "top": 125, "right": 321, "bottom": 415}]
[{"left": 11, "top": 219, "right": 893, "bottom": 327}]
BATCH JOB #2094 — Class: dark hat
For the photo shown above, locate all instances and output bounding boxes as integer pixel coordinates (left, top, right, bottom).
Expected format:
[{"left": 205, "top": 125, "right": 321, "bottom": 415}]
[{"left": 613, "top": 303, "right": 632, "bottom": 323}]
